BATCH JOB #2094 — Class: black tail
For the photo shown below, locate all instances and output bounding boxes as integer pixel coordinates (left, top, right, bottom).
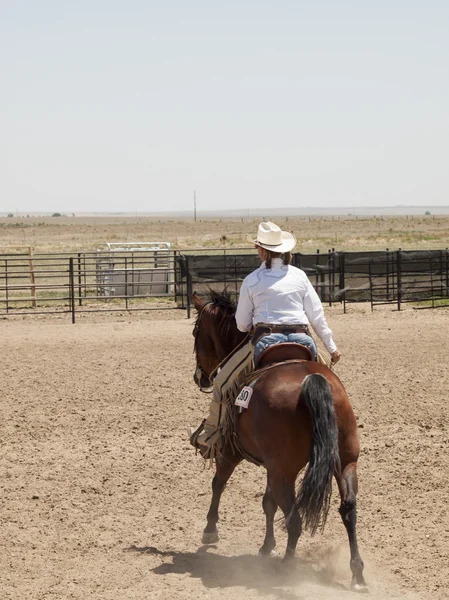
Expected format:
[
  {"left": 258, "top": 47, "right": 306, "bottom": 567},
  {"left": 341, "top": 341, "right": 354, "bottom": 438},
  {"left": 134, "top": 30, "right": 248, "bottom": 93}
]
[{"left": 289, "top": 373, "right": 341, "bottom": 535}]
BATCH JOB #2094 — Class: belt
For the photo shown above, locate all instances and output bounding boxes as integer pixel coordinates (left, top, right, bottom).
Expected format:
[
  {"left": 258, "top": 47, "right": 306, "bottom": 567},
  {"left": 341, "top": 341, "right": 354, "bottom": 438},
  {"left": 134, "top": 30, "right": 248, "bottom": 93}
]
[{"left": 251, "top": 323, "right": 311, "bottom": 346}]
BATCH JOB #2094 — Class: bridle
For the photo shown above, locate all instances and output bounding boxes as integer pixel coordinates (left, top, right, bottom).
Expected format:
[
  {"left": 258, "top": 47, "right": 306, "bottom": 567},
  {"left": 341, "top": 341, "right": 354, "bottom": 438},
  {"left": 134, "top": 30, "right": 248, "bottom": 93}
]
[{"left": 193, "top": 302, "right": 250, "bottom": 393}]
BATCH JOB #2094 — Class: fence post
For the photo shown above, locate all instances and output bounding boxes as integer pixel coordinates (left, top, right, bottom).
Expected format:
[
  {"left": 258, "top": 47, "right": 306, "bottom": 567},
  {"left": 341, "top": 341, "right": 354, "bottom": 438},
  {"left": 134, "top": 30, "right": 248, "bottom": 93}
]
[
  {"left": 369, "top": 260, "right": 374, "bottom": 312},
  {"left": 396, "top": 250, "right": 402, "bottom": 311},
  {"left": 125, "top": 256, "right": 129, "bottom": 310},
  {"left": 69, "top": 257, "right": 76, "bottom": 324},
  {"left": 385, "top": 248, "right": 390, "bottom": 301},
  {"left": 174, "top": 252, "right": 182, "bottom": 308},
  {"left": 186, "top": 255, "right": 192, "bottom": 319},
  {"left": 234, "top": 255, "right": 238, "bottom": 297},
  {"left": 28, "top": 246, "right": 37, "bottom": 309},
  {"left": 446, "top": 249, "right": 449, "bottom": 299},
  {"left": 77, "top": 253, "right": 83, "bottom": 306},
  {"left": 223, "top": 248, "right": 227, "bottom": 287},
  {"left": 173, "top": 251, "right": 178, "bottom": 306},
  {"left": 83, "top": 254, "right": 87, "bottom": 300},
  {"left": 5, "top": 259, "right": 9, "bottom": 313},
  {"left": 131, "top": 252, "right": 135, "bottom": 298},
  {"left": 339, "top": 252, "right": 345, "bottom": 309},
  {"left": 331, "top": 248, "right": 336, "bottom": 306}
]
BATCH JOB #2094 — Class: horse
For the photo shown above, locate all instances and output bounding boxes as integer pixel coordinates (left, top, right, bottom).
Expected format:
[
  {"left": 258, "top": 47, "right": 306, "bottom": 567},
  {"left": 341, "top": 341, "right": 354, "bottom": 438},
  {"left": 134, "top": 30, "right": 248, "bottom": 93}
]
[{"left": 191, "top": 290, "right": 368, "bottom": 592}]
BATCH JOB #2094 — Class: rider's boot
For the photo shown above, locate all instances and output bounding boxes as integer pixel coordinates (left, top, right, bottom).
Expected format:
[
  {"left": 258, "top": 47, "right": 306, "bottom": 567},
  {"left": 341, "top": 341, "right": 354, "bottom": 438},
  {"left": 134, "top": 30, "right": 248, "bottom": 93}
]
[{"left": 188, "top": 419, "right": 206, "bottom": 450}]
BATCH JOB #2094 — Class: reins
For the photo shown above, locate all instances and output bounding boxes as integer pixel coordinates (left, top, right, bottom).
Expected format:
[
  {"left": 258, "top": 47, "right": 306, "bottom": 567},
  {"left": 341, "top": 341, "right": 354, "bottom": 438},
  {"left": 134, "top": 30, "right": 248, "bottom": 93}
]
[
  {"left": 207, "top": 332, "right": 251, "bottom": 382},
  {"left": 193, "top": 300, "right": 250, "bottom": 392}
]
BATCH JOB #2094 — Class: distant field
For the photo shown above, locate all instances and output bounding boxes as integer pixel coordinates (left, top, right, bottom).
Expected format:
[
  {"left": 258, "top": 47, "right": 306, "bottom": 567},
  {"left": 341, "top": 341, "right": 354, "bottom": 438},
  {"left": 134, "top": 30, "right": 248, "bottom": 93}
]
[{"left": 1, "top": 214, "right": 449, "bottom": 253}]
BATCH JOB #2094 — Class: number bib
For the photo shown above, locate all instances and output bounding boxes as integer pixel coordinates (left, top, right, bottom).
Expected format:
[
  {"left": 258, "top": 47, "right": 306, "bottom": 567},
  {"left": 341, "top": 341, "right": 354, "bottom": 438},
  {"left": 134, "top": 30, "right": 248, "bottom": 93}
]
[{"left": 235, "top": 386, "right": 253, "bottom": 409}]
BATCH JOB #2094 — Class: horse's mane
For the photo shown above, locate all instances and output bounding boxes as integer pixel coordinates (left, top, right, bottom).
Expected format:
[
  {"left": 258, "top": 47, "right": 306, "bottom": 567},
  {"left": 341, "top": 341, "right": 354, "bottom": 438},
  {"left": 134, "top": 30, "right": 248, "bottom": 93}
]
[
  {"left": 196, "top": 289, "right": 244, "bottom": 348},
  {"left": 206, "top": 288, "right": 237, "bottom": 314}
]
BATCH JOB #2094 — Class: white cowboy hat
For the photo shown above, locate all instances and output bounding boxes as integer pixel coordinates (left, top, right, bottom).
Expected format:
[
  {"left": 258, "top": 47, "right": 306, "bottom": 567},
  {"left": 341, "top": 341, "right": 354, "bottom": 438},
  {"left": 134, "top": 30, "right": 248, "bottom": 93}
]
[{"left": 246, "top": 221, "right": 297, "bottom": 253}]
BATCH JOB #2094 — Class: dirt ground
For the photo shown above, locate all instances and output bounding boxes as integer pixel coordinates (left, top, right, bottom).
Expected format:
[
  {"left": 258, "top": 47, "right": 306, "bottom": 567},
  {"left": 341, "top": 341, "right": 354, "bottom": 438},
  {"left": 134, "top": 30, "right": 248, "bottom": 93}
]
[{"left": 1, "top": 304, "right": 448, "bottom": 600}]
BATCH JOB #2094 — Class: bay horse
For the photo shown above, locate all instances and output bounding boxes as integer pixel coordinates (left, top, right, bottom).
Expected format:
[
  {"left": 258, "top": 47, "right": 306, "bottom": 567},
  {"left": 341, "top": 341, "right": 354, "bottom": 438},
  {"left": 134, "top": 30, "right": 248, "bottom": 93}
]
[{"left": 192, "top": 290, "right": 367, "bottom": 592}]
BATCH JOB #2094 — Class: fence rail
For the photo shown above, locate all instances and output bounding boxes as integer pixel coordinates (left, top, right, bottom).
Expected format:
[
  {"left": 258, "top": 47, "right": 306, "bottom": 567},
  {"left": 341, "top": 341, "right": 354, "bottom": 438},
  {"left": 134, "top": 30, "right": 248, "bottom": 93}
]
[
  {"left": 1, "top": 248, "right": 448, "bottom": 322},
  {"left": 174, "top": 248, "right": 449, "bottom": 316},
  {"left": 0, "top": 250, "right": 178, "bottom": 322}
]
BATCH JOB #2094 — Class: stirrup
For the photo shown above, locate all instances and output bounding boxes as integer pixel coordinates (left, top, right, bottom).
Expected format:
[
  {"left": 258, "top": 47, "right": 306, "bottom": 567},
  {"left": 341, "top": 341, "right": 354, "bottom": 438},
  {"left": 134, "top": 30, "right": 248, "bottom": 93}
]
[{"left": 189, "top": 419, "right": 206, "bottom": 449}]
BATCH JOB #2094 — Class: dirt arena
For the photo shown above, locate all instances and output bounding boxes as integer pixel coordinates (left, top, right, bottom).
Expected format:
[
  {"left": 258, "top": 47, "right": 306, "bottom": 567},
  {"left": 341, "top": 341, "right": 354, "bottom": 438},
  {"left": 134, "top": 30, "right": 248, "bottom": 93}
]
[{"left": 2, "top": 304, "right": 448, "bottom": 600}]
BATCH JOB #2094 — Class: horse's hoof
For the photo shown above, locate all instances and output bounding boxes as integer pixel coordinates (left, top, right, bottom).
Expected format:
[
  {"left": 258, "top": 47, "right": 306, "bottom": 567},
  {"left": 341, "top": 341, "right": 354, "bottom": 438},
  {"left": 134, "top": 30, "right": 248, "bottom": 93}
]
[
  {"left": 352, "top": 583, "right": 369, "bottom": 594},
  {"left": 258, "top": 547, "right": 276, "bottom": 557},
  {"left": 282, "top": 550, "right": 296, "bottom": 562},
  {"left": 202, "top": 531, "right": 219, "bottom": 544}
]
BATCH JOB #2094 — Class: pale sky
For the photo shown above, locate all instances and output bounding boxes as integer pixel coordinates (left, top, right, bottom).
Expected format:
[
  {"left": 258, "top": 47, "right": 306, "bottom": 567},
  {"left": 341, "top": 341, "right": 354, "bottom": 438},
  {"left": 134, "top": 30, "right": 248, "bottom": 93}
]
[{"left": 1, "top": 1, "right": 449, "bottom": 214}]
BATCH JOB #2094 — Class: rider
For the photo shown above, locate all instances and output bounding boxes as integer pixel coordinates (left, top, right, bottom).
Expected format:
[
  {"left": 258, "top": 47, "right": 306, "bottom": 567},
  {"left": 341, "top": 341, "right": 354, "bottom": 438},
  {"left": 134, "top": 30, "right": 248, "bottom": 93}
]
[
  {"left": 238, "top": 221, "right": 341, "bottom": 364},
  {"left": 190, "top": 221, "right": 341, "bottom": 459}
]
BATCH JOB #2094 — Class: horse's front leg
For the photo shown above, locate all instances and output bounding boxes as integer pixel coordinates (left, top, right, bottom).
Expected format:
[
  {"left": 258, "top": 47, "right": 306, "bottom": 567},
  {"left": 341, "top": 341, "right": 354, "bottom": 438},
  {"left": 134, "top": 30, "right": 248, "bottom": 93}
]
[
  {"left": 202, "top": 446, "right": 242, "bottom": 544},
  {"left": 337, "top": 461, "right": 368, "bottom": 593}
]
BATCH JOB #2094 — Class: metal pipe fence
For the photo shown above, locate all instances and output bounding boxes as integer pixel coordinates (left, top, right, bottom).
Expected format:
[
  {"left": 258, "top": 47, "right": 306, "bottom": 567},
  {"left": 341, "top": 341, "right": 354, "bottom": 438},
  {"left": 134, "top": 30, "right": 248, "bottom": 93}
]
[
  {"left": 176, "top": 248, "right": 449, "bottom": 313},
  {"left": 0, "top": 249, "right": 178, "bottom": 322},
  {"left": 1, "top": 248, "right": 448, "bottom": 322}
]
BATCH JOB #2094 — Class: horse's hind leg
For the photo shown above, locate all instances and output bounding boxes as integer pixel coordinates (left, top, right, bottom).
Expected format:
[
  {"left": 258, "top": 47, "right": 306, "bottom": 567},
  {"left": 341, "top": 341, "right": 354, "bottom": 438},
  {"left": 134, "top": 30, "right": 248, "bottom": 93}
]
[
  {"left": 269, "top": 475, "right": 302, "bottom": 560},
  {"left": 202, "top": 445, "right": 241, "bottom": 544},
  {"left": 258, "top": 478, "right": 278, "bottom": 556},
  {"left": 337, "top": 461, "right": 368, "bottom": 592}
]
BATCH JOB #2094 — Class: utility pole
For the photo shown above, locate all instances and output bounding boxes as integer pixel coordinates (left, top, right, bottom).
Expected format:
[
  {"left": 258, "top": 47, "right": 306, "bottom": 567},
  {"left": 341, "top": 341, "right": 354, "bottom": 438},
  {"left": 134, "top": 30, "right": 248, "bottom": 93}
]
[{"left": 193, "top": 190, "right": 197, "bottom": 222}]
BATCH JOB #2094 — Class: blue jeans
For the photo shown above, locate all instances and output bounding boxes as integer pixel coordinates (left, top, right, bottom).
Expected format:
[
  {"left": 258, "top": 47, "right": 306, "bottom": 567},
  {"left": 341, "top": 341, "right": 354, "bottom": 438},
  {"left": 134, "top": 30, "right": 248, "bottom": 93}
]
[{"left": 254, "top": 333, "right": 317, "bottom": 364}]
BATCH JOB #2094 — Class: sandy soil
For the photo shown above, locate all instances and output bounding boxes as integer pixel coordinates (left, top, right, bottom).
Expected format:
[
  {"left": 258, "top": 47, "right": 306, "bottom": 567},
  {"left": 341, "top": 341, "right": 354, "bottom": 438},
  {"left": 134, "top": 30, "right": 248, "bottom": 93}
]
[{"left": 1, "top": 305, "right": 448, "bottom": 599}]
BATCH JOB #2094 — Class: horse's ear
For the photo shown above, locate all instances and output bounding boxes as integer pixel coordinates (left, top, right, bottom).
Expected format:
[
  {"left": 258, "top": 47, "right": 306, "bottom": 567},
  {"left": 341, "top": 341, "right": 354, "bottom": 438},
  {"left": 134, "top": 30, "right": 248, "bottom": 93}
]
[{"left": 192, "top": 292, "right": 204, "bottom": 312}]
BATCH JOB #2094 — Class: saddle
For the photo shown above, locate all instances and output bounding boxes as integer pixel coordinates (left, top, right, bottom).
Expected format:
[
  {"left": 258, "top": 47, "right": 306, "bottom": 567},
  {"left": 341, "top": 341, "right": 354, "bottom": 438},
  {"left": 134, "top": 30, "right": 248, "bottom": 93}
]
[
  {"left": 255, "top": 343, "right": 313, "bottom": 368},
  {"left": 251, "top": 323, "right": 314, "bottom": 368}
]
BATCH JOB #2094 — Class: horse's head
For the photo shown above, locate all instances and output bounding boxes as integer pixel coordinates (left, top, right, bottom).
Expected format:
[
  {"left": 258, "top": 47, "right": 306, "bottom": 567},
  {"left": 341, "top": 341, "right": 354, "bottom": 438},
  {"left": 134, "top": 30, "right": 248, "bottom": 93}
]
[{"left": 192, "top": 289, "right": 246, "bottom": 391}]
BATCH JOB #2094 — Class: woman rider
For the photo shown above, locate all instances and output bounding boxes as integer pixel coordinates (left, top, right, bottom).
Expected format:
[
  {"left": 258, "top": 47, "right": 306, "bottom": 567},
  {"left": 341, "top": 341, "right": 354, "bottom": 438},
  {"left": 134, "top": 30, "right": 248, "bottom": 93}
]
[
  {"left": 190, "top": 221, "right": 341, "bottom": 459},
  {"left": 237, "top": 221, "right": 341, "bottom": 365}
]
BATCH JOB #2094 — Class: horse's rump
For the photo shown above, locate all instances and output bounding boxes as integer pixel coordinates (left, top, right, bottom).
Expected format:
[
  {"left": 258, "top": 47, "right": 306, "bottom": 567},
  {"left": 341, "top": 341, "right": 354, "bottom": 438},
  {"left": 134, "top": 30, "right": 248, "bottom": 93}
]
[
  {"left": 233, "top": 360, "right": 342, "bottom": 464},
  {"left": 235, "top": 361, "right": 341, "bottom": 533}
]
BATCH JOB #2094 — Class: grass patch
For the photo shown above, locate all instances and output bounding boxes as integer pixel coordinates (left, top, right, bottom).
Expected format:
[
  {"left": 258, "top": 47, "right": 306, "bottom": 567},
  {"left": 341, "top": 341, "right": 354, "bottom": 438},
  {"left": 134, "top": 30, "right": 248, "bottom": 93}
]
[{"left": 414, "top": 298, "right": 449, "bottom": 308}]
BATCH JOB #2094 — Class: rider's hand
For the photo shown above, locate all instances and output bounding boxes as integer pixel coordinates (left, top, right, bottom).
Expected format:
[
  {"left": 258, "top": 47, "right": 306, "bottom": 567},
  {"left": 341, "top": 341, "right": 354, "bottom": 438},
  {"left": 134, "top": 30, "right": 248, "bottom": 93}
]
[{"left": 331, "top": 349, "right": 341, "bottom": 365}]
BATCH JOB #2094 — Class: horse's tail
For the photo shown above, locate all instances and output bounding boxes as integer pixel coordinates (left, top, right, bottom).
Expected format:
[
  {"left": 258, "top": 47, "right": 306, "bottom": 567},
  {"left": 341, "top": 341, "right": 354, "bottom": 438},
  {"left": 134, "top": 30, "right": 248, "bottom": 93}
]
[{"left": 289, "top": 373, "right": 341, "bottom": 535}]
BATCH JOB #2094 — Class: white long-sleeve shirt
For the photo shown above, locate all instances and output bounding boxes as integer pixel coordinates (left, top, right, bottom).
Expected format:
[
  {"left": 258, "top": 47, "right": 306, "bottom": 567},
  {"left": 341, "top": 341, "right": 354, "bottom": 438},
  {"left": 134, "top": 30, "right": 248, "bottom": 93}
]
[{"left": 235, "top": 258, "right": 337, "bottom": 354}]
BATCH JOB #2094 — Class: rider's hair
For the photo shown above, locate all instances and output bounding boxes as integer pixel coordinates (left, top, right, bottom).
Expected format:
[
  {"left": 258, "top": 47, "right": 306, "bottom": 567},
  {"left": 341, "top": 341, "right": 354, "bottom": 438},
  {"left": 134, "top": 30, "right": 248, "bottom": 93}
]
[{"left": 260, "top": 248, "right": 292, "bottom": 269}]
